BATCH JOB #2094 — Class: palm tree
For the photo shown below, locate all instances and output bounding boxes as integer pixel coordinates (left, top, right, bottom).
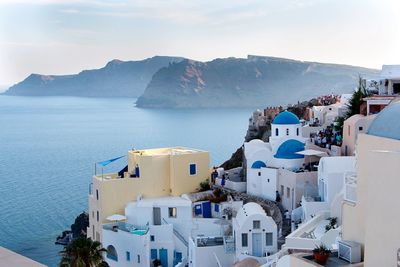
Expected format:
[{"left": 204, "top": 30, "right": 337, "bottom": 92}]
[{"left": 59, "top": 237, "right": 108, "bottom": 267}]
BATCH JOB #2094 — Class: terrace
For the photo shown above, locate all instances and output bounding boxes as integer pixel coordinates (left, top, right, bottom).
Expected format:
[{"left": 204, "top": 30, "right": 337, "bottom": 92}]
[
  {"left": 102, "top": 221, "right": 149, "bottom": 235},
  {"left": 285, "top": 211, "right": 340, "bottom": 250}
]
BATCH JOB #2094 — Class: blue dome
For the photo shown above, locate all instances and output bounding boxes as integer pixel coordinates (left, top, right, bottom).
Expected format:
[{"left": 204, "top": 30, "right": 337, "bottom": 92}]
[
  {"left": 272, "top": 111, "right": 300, "bottom": 125},
  {"left": 274, "top": 139, "right": 305, "bottom": 159},
  {"left": 367, "top": 102, "right": 400, "bottom": 140},
  {"left": 251, "top": 160, "right": 267, "bottom": 169}
]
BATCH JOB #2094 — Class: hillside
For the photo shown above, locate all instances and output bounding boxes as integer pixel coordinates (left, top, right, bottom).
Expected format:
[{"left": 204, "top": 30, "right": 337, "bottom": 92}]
[
  {"left": 136, "top": 55, "right": 379, "bottom": 108},
  {"left": 3, "top": 56, "right": 183, "bottom": 97}
]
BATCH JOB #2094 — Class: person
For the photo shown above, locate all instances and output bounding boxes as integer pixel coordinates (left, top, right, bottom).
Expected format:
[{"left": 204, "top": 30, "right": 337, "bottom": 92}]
[
  {"left": 221, "top": 174, "right": 226, "bottom": 187},
  {"left": 275, "top": 190, "right": 281, "bottom": 203},
  {"left": 211, "top": 168, "right": 218, "bottom": 184}
]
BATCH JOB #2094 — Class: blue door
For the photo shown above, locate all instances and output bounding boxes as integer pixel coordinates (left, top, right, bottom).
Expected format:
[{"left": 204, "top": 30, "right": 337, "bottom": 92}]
[
  {"left": 150, "top": 249, "right": 157, "bottom": 260},
  {"left": 159, "top": 249, "right": 168, "bottom": 267},
  {"left": 252, "top": 233, "right": 263, "bottom": 257},
  {"left": 202, "top": 201, "right": 211, "bottom": 218}
]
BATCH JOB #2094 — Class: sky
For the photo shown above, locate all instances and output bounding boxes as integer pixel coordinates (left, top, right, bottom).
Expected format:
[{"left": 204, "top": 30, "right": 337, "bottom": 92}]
[{"left": 0, "top": 0, "right": 399, "bottom": 86}]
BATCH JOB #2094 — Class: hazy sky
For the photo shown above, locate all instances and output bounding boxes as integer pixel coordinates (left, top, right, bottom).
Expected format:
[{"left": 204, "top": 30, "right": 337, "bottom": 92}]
[{"left": 0, "top": 0, "right": 399, "bottom": 86}]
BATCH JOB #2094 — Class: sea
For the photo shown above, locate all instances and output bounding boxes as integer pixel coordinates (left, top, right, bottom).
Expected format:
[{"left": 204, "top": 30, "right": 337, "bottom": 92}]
[{"left": 0, "top": 95, "right": 254, "bottom": 266}]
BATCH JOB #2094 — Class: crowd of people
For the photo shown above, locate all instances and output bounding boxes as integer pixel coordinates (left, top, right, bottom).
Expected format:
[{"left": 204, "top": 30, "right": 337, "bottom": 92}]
[
  {"left": 312, "top": 126, "right": 342, "bottom": 148},
  {"left": 316, "top": 94, "right": 340, "bottom": 106}
]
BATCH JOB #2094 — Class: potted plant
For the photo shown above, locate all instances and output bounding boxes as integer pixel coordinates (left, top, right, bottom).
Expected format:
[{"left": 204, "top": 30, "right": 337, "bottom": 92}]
[
  {"left": 325, "top": 217, "right": 338, "bottom": 232},
  {"left": 153, "top": 259, "right": 162, "bottom": 267},
  {"left": 313, "top": 244, "right": 331, "bottom": 265}
]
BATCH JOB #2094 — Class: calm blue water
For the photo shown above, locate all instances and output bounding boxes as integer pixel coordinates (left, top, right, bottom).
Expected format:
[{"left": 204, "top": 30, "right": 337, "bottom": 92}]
[{"left": 0, "top": 96, "right": 252, "bottom": 266}]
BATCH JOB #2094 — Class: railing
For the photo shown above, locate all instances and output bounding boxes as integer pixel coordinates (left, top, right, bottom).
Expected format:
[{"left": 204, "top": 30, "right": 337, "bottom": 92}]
[
  {"left": 162, "top": 218, "right": 188, "bottom": 247},
  {"left": 344, "top": 172, "right": 357, "bottom": 203}
]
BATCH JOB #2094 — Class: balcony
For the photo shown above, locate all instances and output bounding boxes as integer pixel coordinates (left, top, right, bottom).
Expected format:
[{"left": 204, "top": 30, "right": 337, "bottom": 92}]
[
  {"left": 344, "top": 172, "right": 357, "bottom": 204},
  {"left": 103, "top": 222, "right": 149, "bottom": 235}
]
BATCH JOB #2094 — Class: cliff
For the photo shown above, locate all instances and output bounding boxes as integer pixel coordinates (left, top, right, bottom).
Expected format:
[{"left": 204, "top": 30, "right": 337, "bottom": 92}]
[
  {"left": 3, "top": 56, "right": 183, "bottom": 97},
  {"left": 136, "top": 55, "right": 379, "bottom": 108}
]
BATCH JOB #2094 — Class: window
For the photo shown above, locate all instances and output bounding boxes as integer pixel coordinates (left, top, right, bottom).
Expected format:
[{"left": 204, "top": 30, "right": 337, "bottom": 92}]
[
  {"left": 96, "top": 211, "right": 99, "bottom": 222},
  {"left": 286, "top": 187, "right": 290, "bottom": 198},
  {"left": 241, "top": 233, "right": 248, "bottom": 247},
  {"left": 258, "top": 172, "right": 261, "bottom": 176},
  {"left": 189, "top": 164, "right": 196, "bottom": 175},
  {"left": 92, "top": 211, "right": 94, "bottom": 218},
  {"left": 96, "top": 189, "right": 99, "bottom": 200},
  {"left": 126, "top": 251, "right": 130, "bottom": 261},
  {"left": 358, "top": 126, "right": 363, "bottom": 131},
  {"left": 266, "top": 233, "right": 273, "bottom": 246},
  {"left": 150, "top": 235, "right": 155, "bottom": 242},
  {"left": 348, "top": 125, "right": 351, "bottom": 136},
  {"left": 92, "top": 225, "right": 95, "bottom": 239},
  {"left": 214, "top": 204, "right": 219, "bottom": 212},
  {"left": 267, "top": 178, "right": 270, "bottom": 183},
  {"left": 296, "top": 128, "right": 299, "bottom": 136},
  {"left": 286, "top": 128, "right": 289, "bottom": 135},
  {"left": 137, "top": 255, "right": 140, "bottom": 263},
  {"left": 169, "top": 207, "right": 177, "bottom": 218},
  {"left": 280, "top": 185, "right": 284, "bottom": 196},
  {"left": 253, "top": 220, "right": 260, "bottom": 229},
  {"left": 106, "top": 245, "right": 118, "bottom": 261},
  {"left": 275, "top": 128, "right": 279, "bottom": 136}
]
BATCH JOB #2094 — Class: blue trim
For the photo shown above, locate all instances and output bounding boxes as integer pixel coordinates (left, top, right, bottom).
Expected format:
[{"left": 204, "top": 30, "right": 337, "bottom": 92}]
[
  {"left": 274, "top": 139, "right": 305, "bottom": 159},
  {"left": 251, "top": 160, "right": 267, "bottom": 169},
  {"left": 272, "top": 111, "right": 300, "bottom": 125}
]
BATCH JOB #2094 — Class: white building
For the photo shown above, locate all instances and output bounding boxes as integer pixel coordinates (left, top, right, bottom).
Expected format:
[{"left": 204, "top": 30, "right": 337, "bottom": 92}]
[
  {"left": 308, "top": 95, "right": 350, "bottom": 126},
  {"left": 244, "top": 111, "right": 320, "bottom": 212},
  {"left": 188, "top": 236, "right": 235, "bottom": 267},
  {"left": 233, "top": 203, "right": 277, "bottom": 259}
]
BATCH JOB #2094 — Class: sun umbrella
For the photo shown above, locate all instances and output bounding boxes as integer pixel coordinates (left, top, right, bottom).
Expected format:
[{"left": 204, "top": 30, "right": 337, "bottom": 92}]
[{"left": 106, "top": 214, "right": 127, "bottom": 221}]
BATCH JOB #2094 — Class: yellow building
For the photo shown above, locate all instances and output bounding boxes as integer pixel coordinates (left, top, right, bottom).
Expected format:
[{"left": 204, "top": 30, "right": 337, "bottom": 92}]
[
  {"left": 342, "top": 102, "right": 400, "bottom": 267},
  {"left": 87, "top": 147, "right": 210, "bottom": 241}
]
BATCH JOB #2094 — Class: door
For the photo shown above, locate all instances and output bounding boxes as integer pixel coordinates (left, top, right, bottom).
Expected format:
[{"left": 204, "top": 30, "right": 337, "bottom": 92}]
[
  {"left": 252, "top": 233, "right": 262, "bottom": 257},
  {"left": 202, "top": 201, "right": 211, "bottom": 218},
  {"left": 159, "top": 248, "right": 168, "bottom": 267},
  {"left": 153, "top": 207, "right": 161, "bottom": 225}
]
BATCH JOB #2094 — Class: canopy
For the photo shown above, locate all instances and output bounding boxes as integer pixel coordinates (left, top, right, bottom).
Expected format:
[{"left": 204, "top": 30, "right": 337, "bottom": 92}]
[
  {"left": 295, "top": 149, "right": 326, "bottom": 157},
  {"left": 97, "top": 155, "right": 125, "bottom": 167},
  {"left": 106, "top": 214, "right": 127, "bottom": 221}
]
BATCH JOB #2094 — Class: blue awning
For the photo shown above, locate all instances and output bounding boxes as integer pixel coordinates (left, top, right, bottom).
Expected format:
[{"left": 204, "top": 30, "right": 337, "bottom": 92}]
[{"left": 97, "top": 155, "right": 125, "bottom": 167}]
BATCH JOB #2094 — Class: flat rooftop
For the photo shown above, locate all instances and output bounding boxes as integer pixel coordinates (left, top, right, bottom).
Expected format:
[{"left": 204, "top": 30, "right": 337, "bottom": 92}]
[
  {"left": 0, "top": 247, "right": 47, "bottom": 267},
  {"left": 129, "top": 147, "right": 207, "bottom": 156},
  {"left": 129, "top": 196, "right": 192, "bottom": 207}
]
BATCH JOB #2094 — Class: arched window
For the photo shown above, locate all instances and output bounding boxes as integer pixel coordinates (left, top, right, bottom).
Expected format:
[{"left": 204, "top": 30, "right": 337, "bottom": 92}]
[
  {"left": 275, "top": 128, "right": 279, "bottom": 136},
  {"left": 286, "top": 129, "right": 289, "bottom": 136},
  {"left": 107, "top": 245, "right": 118, "bottom": 261},
  {"left": 296, "top": 128, "right": 299, "bottom": 136}
]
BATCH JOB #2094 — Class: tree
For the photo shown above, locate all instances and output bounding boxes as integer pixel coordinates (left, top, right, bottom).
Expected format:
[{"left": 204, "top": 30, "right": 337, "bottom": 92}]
[
  {"left": 59, "top": 237, "right": 108, "bottom": 267},
  {"left": 346, "top": 75, "right": 371, "bottom": 119}
]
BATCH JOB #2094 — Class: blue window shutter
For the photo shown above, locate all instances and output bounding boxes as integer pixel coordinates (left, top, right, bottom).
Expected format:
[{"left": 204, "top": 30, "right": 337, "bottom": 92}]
[
  {"left": 126, "top": 251, "right": 130, "bottom": 261},
  {"left": 189, "top": 164, "right": 196, "bottom": 175},
  {"left": 215, "top": 204, "right": 219, "bottom": 212}
]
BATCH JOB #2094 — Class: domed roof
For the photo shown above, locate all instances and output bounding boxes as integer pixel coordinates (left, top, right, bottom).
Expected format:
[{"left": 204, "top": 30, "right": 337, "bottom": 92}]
[
  {"left": 274, "top": 139, "right": 305, "bottom": 159},
  {"left": 272, "top": 111, "right": 300, "bottom": 125},
  {"left": 251, "top": 160, "right": 267, "bottom": 169},
  {"left": 367, "top": 101, "right": 400, "bottom": 140}
]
